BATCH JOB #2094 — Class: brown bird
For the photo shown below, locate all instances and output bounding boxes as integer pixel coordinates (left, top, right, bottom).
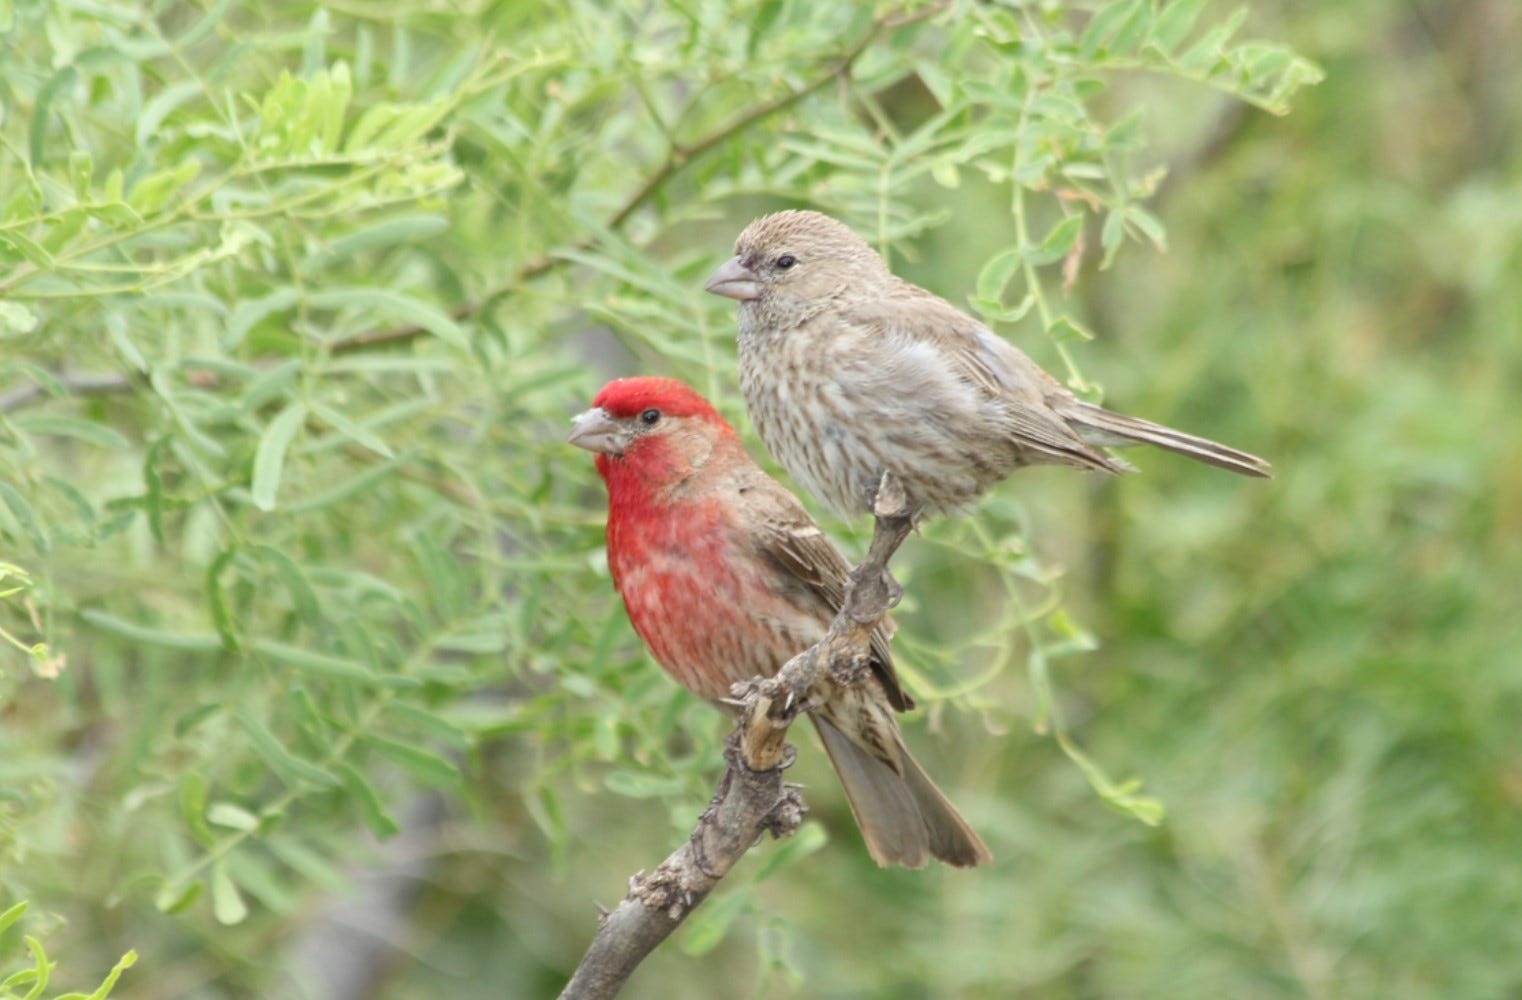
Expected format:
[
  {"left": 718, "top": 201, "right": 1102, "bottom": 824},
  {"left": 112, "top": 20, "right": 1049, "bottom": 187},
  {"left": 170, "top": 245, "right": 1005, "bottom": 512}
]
[
  {"left": 570, "top": 376, "right": 990, "bottom": 868},
  {"left": 705, "top": 209, "right": 1271, "bottom": 520}
]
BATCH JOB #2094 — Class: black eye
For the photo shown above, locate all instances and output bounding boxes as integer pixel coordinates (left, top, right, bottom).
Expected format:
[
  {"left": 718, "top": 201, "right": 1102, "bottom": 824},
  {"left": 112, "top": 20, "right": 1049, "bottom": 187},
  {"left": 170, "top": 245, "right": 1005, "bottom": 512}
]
[
  {"left": 639, "top": 408, "right": 661, "bottom": 425},
  {"left": 775, "top": 254, "right": 796, "bottom": 269}
]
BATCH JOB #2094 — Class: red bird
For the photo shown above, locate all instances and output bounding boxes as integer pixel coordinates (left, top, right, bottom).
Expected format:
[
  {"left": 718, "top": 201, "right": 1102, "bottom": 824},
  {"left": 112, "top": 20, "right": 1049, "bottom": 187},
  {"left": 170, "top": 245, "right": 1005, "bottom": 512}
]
[{"left": 570, "top": 376, "right": 989, "bottom": 868}]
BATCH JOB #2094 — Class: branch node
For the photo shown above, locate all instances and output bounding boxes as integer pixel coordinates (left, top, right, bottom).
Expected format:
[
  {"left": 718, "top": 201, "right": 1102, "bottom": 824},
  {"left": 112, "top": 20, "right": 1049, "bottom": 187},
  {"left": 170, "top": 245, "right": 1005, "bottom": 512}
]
[{"left": 762, "top": 787, "right": 807, "bottom": 840}]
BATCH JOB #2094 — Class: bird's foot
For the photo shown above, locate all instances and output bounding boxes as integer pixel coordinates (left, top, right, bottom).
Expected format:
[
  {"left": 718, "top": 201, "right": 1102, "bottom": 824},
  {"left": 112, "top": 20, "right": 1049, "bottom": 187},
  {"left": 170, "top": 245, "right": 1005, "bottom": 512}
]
[{"left": 829, "top": 650, "right": 873, "bottom": 690}]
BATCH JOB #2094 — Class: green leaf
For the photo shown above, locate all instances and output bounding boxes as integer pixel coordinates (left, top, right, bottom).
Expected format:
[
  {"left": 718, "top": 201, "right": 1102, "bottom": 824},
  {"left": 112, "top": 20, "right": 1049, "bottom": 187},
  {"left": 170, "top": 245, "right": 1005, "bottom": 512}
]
[
  {"left": 250, "top": 637, "right": 384, "bottom": 686},
  {"left": 1028, "top": 213, "right": 1085, "bottom": 266},
  {"left": 1179, "top": 6, "right": 1247, "bottom": 73},
  {"left": 135, "top": 79, "right": 204, "bottom": 148},
  {"left": 308, "top": 288, "right": 467, "bottom": 350},
  {"left": 0, "top": 230, "right": 53, "bottom": 267},
  {"left": 224, "top": 288, "right": 300, "bottom": 350},
  {"left": 206, "top": 544, "right": 242, "bottom": 652},
  {"left": 266, "top": 836, "right": 346, "bottom": 892},
  {"left": 240, "top": 358, "right": 302, "bottom": 413},
  {"left": 1127, "top": 205, "right": 1168, "bottom": 250},
  {"left": 336, "top": 762, "right": 401, "bottom": 839},
  {"left": 297, "top": 214, "right": 448, "bottom": 276},
  {"left": 0, "top": 900, "right": 26, "bottom": 936},
  {"left": 0, "top": 301, "right": 39, "bottom": 335},
  {"left": 1100, "top": 209, "right": 1127, "bottom": 268},
  {"left": 106, "top": 313, "right": 149, "bottom": 372},
  {"left": 127, "top": 159, "right": 202, "bottom": 215},
  {"left": 226, "top": 851, "right": 298, "bottom": 915},
  {"left": 284, "top": 453, "right": 404, "bottom": 512},
  {"left": 384, "top": 700, "right": 470, "bottom": 751},
  {"left": 0, "top": 481, "right": 48, "bottom": 554},
  {"left": 250, "top": 544, "right": 321, "bottom": 625},
  {"left": 80, "top": 609, "right": 221, "bottom": 650},
  {"left": 30, "top": 65, "right": 79, "bottom": 167},
  {"left": 233, "top": 707, "right": 341, "bottom": 788},
  {"left": 1079, "top": 0, "right": 1148, "bottom": 59},
  {"left": 603, "top": 770, "right": 687, "bottom": 799},
  {"left": 1047, "top": 315, "right": 1096, "bottom": 343},
  {"left": 974, "top": 247, "right": 1022, "bottom": 302},
  {"left": 211, "top": 860, "right": 249, "bottom": 925},
  {"left": 207, "top": 802, "right": 261, "bottom": 831},
  {"left": 309, "top": 400, "right": 394, "bottom": 458},
  {"left": 61, "top": 948, "right": 137, "bottom": 1000},
  {"left": 251, "top": 401, "right": 306, "bottom": 511},
  {"left": 526, "top": 783, "right": 567, "bottom": 843},
  {"left": 153, "top": 877, "right": 202, "bottom": 915},
  {"left": 180, "top": 772, "right": 215, "bottom": 848},
  {"left": 749, "top": 822, "right": 828, "bottom": 883},
  {"left": 18, "top": 936, "right": 50, "bottom": 994},
  {"left": 1056, "top": 732, "right": 1165, "bottom": 826},
  {"left": 1151, "top": 0, "right": 1208, "bottom": 51},
  {"left": 13, "top": 416, "right": 132, "bottom": 450},
  {"left": 681, "top": 887, "right": 749, "bottom": 956},
  {"left": 362, "top": 734, "right": 461, "bottom": 788}
]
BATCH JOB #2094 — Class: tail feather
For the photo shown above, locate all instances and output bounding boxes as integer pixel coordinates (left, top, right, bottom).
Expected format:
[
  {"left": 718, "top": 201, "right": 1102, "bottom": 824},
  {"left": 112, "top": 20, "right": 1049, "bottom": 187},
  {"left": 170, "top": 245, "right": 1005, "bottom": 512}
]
[
  {"left": 811, "top": 716, "right": 991, "bottom": 869},
  {"left": 1065, "top": 402, "right": 1272, "bottom": 479}
]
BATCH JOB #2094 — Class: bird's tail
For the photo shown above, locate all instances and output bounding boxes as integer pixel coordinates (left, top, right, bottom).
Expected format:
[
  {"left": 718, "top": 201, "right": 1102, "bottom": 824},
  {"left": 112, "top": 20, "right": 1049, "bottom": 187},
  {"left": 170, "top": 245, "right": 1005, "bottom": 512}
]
[
  {"left": 811, "top": 716, "right": 991, "bottom": 869},
  {"left": 1063, "top": 401, "right": 1272, "bottom": 479}
]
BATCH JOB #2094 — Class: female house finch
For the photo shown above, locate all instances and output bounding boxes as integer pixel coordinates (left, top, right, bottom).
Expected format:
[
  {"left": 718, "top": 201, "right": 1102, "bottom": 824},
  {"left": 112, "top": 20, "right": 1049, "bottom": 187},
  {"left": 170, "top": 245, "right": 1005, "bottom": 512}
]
[
  {"left": 569, "top": 376, "right": 990, "bottom": 869},
  {"left": 705, "top": 210, "right": 1270, "bottom": 520}
]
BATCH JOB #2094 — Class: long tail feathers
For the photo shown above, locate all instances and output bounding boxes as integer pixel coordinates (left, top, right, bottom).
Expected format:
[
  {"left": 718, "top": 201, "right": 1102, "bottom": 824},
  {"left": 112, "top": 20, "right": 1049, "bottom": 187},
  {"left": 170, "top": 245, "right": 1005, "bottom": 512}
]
[
  {"left": 811, "top": 716, "right": 991, "bottom": 869},
  {"left": 1065, "top": 402, "right": 1272, "bottom": 479}
]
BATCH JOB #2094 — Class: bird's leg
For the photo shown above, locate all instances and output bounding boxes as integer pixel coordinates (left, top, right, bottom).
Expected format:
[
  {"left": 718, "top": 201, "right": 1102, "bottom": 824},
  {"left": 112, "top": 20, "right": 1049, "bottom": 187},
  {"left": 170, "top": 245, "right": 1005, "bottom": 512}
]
[{"left": 845, "top": 471, "right": 914, "bottom": 623}]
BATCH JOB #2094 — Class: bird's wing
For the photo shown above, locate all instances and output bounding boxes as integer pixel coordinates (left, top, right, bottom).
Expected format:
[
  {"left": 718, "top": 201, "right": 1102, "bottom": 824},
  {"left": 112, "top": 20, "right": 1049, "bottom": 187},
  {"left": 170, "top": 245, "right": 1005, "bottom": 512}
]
[
  {"left": 847, "top": 284, "right": 1122, "bottom": 472},
  {"left": 738, "top": 468, "right": 913, "bottom": 712}
]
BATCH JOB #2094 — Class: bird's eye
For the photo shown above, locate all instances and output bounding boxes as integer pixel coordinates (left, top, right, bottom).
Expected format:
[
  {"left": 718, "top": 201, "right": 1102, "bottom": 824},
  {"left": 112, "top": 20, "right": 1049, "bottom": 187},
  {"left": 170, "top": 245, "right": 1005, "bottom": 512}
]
[
  {"left": 775, "top": 254, "right": 797, "bottom": 270},
  {"left": 639, "top": 408, "right": 661, "bottom": 425}
]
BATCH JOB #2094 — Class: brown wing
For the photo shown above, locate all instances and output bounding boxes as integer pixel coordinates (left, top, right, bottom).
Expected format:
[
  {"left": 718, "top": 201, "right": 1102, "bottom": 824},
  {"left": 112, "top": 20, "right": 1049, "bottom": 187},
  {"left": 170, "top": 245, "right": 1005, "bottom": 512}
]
[
  {"left": 851, "top": 280, "right": 1125, "bottom": 473},
  {"left": 737, "top": 467, "right": 913, "bottom": 712}
]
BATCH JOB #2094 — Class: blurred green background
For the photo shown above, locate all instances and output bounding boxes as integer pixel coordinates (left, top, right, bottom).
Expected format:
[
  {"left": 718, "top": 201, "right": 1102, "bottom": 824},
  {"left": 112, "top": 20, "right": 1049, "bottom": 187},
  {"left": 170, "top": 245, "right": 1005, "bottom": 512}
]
[{"left": 1, "top": 1, "right": 1518, "bottom": 997}]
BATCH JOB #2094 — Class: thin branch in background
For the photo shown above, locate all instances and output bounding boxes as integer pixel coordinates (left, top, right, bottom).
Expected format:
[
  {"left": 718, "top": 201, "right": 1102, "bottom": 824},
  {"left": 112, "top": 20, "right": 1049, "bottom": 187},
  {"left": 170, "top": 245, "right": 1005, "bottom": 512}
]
[
  {"left": 0, "top": 371, "right": 139, "bottom": 412},
  {"left": 560, "top": 476, "right": 914, "bottom": 1000}
]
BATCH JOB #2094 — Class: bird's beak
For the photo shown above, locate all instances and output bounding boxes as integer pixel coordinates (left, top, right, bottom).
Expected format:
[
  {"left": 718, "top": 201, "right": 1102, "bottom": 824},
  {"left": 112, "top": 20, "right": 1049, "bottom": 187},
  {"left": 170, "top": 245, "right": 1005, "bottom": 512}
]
[
  {"left": 567, "top": 407, "right": 629, "bottom": 456},
  {"left": 704, "top": 256, "right": 761, "bottom": 302}
]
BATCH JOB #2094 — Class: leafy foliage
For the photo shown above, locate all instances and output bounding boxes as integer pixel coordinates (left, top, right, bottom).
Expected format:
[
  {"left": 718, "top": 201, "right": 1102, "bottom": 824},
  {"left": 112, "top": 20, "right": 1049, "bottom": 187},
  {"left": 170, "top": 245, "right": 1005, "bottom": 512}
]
[{"left": 4, "top": 0, "right": 1516, "bottom": 998}]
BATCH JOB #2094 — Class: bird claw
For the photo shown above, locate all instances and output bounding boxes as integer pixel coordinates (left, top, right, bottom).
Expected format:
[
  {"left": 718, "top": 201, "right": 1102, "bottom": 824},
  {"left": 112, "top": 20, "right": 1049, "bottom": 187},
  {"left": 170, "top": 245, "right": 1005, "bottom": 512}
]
[
  {"left": 845, "top": 570, "right": 899, "bottom": 622},
  {"left": 829, "top": 652, "right": 872, "bottom": 690}
]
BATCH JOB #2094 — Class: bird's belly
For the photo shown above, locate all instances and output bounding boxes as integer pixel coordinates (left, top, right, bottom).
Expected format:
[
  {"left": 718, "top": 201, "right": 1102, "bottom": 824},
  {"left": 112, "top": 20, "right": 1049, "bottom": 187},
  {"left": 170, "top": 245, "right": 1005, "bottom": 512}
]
[
  {"left": 620, "top": 548, "right": 824, "bottom": 703},
  {"left": 740, "top": 334, "right": 1016, "bottom": 518}
]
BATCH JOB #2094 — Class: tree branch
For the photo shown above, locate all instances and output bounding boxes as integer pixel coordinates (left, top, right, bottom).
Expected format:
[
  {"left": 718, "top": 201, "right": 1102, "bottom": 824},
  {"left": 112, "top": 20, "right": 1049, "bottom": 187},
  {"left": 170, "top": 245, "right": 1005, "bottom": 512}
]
[
  {"left": 559, "top": 475, "right": 914, "bottom": 1000},
  {"left": 0, "top": 371, "right": 140, "bottom": 412}
]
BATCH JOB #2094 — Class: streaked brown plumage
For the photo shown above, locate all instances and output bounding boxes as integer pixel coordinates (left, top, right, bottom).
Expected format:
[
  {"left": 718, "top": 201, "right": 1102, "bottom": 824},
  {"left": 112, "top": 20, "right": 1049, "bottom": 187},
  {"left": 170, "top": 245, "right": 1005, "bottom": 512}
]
[
  {"left": 705, "top": 210, "right": 1271, "bottom": 520},
  {"left": 570, "top": 377, "right": 990, "bottom": 868}
]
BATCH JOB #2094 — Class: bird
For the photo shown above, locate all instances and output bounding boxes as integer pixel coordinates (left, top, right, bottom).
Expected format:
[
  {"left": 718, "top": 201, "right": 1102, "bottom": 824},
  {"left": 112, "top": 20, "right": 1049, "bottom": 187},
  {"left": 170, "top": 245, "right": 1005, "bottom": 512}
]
[
  {"left": 569, "top": 376, "right": 990, "bottom": 868},
  {"left": 704, "top": 209, "right": 1271, "bottom": 521}
]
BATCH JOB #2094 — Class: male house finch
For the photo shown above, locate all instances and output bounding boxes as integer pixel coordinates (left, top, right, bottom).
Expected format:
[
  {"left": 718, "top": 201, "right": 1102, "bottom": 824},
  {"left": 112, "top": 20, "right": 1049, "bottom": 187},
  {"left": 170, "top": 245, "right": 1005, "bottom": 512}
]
[
  {"left": 705, "top": 210, "right": 1270, "bottom": 520},
  {"left": 569, "top": 376, "right": 990, "bottom": 868}
]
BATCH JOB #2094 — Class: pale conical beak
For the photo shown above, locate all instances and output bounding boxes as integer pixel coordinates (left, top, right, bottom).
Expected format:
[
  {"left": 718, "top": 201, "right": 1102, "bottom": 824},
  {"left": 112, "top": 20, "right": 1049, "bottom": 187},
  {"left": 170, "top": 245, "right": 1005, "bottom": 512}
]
[
  {"left": 567, "top": 407, "right": 629, "bottom": 456},
  {"left": 704, "top": 255, "right": 762, "bottom": 302}
]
